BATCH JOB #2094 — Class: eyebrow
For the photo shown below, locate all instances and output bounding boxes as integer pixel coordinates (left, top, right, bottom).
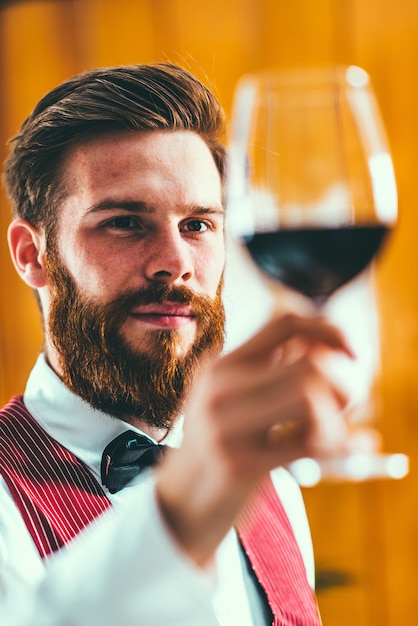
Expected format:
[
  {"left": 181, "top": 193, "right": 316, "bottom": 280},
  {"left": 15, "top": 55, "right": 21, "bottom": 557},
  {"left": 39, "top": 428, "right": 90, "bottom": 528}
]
[
  {"left": 85, "top": 199, "right": 225, "bottom": 216},
  {"left": 86, "top": 200, "right": 153, "bottom": 214}
]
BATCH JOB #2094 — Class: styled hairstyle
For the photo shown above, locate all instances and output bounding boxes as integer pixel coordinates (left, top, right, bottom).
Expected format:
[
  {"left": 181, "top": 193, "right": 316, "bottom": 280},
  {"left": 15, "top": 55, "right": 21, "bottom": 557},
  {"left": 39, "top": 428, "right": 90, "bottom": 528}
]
[{"left": 3, "top": 63, "right": 226, "bottom": 234}]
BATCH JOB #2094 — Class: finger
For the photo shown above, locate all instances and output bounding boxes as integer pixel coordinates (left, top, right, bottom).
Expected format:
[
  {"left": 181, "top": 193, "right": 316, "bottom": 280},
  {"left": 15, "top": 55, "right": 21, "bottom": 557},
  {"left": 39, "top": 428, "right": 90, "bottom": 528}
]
[
  {"left": 213, "top": 351, "right": 352, "bottom": 433},
  {"left": 232, "top": 313, "right": 356, "bottom": 363}
]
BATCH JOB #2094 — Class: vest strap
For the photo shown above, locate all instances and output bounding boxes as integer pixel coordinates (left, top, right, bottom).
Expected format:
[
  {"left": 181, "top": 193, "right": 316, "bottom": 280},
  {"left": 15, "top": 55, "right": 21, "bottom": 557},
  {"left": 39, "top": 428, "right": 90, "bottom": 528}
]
[
  {"left": 236, "top": 477, "right": 321, "bottom": 625},
  {"left": 0, "top": 396, "right": 111, "bottom": 557}
]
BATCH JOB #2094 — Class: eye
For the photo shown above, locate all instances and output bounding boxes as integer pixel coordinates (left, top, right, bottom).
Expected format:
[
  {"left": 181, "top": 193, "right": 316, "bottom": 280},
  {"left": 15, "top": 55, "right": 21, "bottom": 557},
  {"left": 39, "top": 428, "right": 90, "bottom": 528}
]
[
  {"left": 181, "top": 219, "right": 209, "bottom": 233},
  {"left": 105, "top": 216, "right": 140, "bottom": 229}
]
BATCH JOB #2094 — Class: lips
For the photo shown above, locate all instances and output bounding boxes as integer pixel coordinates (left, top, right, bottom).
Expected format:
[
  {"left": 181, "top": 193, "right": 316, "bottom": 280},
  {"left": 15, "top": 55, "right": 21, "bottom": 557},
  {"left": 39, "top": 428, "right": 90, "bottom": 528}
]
[{"left": 129, "top": 303, "right": 196, "bottom": 329}]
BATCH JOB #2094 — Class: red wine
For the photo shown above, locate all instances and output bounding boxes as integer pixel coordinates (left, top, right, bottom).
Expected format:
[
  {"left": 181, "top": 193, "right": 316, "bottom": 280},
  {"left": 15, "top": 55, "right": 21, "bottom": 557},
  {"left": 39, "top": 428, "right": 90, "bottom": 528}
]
[{"left": 243, "top": 225, "right": 390, "bottom": 304}]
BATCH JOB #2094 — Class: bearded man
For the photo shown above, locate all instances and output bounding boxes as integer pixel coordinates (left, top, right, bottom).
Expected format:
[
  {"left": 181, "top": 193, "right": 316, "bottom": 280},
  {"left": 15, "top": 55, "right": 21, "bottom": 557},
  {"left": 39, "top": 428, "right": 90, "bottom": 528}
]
[{"left": 0, "top": 63, "right": 354, "bottom": 626}]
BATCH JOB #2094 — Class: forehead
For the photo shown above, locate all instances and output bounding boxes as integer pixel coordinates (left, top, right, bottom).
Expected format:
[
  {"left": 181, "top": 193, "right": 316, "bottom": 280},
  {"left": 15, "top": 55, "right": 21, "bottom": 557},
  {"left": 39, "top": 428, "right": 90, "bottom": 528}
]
[{"left": 60, "top": 129, "right": 223, "bottom": 205}]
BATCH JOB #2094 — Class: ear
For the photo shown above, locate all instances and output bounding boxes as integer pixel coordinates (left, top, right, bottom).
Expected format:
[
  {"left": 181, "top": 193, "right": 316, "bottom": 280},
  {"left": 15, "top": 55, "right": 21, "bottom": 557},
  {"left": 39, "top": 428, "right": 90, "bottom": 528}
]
[{"left": 7, "top": 218, "right": 48, "bottom": 289}]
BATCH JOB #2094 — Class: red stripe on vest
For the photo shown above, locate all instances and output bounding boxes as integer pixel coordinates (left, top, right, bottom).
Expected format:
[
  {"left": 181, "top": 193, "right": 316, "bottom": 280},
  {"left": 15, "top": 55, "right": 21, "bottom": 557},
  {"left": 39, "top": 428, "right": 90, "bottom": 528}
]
[
  {"left": 236, "top": 477, "right": 321, "bottom": 626},
  {"left": 0, "top": 396, "right": 111, "bottom": 558}
]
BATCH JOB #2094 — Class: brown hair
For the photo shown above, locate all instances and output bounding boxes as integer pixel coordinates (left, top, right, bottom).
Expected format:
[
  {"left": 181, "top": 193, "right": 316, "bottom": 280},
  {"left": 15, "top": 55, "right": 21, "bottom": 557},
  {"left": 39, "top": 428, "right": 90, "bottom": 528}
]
[{"left": 3, "top": 63, "right": 226, "bottom": 235}]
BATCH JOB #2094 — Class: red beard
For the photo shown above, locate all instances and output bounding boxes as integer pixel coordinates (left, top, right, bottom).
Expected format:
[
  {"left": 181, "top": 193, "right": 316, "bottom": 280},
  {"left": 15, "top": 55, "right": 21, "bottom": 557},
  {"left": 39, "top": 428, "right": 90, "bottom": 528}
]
[{"left": 45, "top": 249, "right": 225, "bottom": 429}]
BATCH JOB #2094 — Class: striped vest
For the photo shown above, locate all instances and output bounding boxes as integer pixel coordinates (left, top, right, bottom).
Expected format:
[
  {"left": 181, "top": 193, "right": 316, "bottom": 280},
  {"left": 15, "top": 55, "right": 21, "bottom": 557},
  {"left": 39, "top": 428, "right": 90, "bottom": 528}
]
[{"left": 0, "top": 395, "right": 320, "bottom": 625}]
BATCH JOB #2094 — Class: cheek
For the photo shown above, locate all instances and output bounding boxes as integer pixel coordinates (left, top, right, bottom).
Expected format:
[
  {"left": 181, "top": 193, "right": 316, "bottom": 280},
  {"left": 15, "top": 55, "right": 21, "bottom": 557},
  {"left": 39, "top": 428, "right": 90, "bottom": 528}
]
[
  {"left": 60, "top": 243, "right": 137, "bottom": 299},
  {"left": 196, "top": 254, "right": 225, "bottom": 295}
]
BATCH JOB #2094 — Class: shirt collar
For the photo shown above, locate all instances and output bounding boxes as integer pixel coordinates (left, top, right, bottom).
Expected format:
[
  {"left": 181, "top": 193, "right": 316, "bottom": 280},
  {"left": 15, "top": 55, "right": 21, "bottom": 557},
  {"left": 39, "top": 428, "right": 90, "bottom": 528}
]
[{"left": 23, "top": 353, "right": 183, "bottom": 483}]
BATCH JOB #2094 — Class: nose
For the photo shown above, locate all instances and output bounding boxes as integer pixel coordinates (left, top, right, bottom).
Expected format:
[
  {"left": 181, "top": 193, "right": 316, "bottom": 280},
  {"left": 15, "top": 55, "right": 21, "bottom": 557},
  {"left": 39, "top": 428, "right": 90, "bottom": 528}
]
[{"left": 144, "top": 229, "right": 194, "bottom": 284}]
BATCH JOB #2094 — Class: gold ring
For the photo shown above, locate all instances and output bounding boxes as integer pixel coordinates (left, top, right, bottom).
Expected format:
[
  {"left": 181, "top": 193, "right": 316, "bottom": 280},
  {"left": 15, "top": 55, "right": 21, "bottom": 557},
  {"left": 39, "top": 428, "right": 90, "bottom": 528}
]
[{"left": 267, "top": 418, "right": 303, "bottom": 448}]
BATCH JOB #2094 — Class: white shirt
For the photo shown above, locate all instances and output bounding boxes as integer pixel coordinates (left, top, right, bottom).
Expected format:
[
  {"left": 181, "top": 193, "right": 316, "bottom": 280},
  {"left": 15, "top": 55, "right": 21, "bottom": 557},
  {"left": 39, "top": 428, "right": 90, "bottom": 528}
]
[{"left": 0, "top": 354, "right": 315, "bottom": 626}]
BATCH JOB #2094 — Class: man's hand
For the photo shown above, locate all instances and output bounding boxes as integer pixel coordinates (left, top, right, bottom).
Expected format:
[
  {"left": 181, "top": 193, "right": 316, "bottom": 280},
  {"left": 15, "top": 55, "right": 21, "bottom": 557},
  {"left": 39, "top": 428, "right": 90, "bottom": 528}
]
[{"left": 156, "top": 313, "right": 355, "bottom": 567}]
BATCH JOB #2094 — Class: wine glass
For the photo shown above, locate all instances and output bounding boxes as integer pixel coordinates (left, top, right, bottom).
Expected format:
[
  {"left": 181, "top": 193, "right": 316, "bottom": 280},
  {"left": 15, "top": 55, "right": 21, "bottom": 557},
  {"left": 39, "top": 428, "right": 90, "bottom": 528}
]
[{"left": 226, "top": 65, "right": 408, "bottom": 485}]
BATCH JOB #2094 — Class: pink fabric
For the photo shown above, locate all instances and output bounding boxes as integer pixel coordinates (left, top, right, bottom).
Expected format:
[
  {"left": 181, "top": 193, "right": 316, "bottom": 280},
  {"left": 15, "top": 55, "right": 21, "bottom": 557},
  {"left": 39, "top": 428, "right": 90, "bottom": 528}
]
[
  {"left": 0, "top": 396, "right": 111, "bottom": 558},
  {"left": 236, "top": 477, "right": 321, "bottom": 625}
]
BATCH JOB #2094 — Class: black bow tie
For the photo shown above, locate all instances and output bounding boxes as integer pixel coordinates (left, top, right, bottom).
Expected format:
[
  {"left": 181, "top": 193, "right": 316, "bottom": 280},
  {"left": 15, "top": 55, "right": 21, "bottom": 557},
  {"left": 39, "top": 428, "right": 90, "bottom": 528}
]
[{"left": 101, "top": 430, "right": 165, "bottom": 494}]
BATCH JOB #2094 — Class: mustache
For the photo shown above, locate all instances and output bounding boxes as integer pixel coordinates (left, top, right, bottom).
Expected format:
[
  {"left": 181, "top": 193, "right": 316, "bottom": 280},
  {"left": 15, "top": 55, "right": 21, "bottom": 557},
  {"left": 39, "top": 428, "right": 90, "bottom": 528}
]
[{"left": 94, "top": 282, "right": 216, "bottom": 325}]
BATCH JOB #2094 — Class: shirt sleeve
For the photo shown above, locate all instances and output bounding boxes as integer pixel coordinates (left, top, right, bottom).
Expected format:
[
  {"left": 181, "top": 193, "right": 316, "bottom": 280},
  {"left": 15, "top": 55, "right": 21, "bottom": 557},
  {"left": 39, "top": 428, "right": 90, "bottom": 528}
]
[{"left": 0, "top": 477, "right": 220, "bottom": 626}]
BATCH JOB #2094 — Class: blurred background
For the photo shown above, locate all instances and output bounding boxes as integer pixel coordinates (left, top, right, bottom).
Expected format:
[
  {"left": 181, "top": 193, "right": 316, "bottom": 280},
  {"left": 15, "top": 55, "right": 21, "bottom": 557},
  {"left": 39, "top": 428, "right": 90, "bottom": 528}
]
[{"left": 0, "top": 1, "right": 417, "bottom": 623}]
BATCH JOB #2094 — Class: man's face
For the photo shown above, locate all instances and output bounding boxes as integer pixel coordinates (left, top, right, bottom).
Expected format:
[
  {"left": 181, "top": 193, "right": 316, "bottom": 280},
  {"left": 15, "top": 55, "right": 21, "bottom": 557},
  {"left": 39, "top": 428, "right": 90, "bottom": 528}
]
[{"left": 43, "top": 130, "right": 226, "bottom": 429}]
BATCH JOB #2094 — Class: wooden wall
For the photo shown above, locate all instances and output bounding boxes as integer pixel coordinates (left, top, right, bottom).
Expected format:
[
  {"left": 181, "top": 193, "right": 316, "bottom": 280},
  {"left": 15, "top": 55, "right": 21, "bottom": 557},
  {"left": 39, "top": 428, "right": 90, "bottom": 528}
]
[{"left": 1, "top": 1, "right": 418, "bottom": 624}]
